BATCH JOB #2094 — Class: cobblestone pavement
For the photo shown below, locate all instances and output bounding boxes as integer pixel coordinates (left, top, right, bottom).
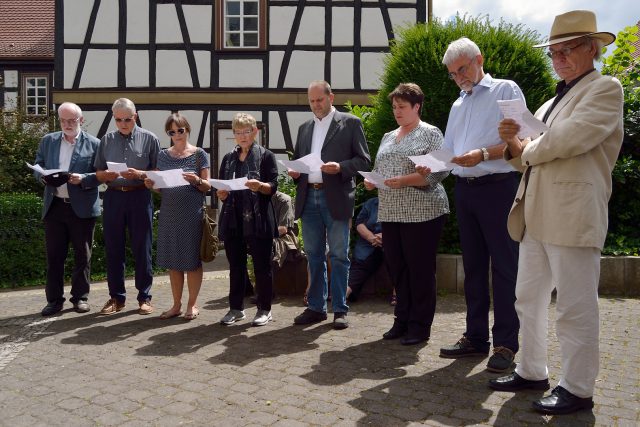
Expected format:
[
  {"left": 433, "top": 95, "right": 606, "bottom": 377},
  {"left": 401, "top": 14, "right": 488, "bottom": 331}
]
[{"left": 1, "top": 257, "right": 638, "bottom": 426}]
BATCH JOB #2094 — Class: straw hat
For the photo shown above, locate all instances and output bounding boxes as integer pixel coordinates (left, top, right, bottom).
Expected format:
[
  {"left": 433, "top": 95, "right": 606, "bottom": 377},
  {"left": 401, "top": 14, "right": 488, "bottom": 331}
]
[{"left": 533, "top": 10, "right": 615, "bottom": 48}]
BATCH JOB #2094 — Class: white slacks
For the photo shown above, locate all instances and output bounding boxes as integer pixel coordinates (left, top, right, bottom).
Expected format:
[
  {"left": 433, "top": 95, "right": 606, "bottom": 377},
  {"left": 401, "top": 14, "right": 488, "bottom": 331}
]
[{"left": 514, "top": 232, "right": 601, "bottom": 398}]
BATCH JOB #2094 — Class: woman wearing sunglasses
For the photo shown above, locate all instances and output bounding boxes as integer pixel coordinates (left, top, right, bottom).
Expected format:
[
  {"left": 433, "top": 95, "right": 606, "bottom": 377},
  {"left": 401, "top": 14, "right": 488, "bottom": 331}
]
[{"left": 144, "top": 113, "right": 211, "bottom": 320}]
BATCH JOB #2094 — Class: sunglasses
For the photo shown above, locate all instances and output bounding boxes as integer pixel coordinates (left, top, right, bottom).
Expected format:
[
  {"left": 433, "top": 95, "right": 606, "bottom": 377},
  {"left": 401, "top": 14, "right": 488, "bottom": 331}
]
[
  {"left": 167, "top": 128, "right": 187, "bottom": 137},
  {"left": 114, "top": 117, "right": 135, "bottom": 123}
]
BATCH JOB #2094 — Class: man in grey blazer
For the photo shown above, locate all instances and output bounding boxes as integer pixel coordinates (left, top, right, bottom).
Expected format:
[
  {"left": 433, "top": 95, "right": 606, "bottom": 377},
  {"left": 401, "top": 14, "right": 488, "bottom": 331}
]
[
  {"left": 488, "top": 10, "right": 624, "bottom": 415},
  {"left": 33, "top": 102, "right": 101, "bottom": 316},
  {"left": 289, "top": 80, "right": 370, "bottom": 329}
]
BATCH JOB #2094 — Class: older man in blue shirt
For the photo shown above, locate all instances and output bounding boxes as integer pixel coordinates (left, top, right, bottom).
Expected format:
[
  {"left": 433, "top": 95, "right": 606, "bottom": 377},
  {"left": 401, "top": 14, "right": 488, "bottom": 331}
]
[
  {"left": 95, "top": 98, "right": 160, "bottom": 315},
  {"left": 435, "top": 37, "right": 522, "bottom": 373}
]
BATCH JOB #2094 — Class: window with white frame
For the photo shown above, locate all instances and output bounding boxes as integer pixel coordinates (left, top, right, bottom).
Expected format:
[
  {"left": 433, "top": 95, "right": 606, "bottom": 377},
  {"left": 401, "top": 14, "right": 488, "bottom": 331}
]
[
  {"left": 23, "top": 75, "right": 48, "bottom": 116},
  {"left": 217, "top": 0, "right": 265, "bottom": 50}
]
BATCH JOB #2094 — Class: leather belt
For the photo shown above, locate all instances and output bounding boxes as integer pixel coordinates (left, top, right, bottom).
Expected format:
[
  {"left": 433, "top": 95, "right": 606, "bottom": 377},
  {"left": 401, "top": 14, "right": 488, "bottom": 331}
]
[
  {"left": 54, "top": 196, "right": 71, "bottom": 203},
  {"left": 107, "top": 184, "right": 147, "bottom": 192},
  {"left": 456, "top": 172, "right": 517, "bottom": 186},
  {"left": 308, "top": 183, "right": 324, "bottom": 190}
]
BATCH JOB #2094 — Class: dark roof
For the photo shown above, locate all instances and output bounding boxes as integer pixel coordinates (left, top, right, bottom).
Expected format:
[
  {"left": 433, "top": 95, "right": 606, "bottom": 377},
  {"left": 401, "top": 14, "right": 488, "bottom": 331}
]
[{"left": 0, "top": 0, "right": 55, "bottom": 60}]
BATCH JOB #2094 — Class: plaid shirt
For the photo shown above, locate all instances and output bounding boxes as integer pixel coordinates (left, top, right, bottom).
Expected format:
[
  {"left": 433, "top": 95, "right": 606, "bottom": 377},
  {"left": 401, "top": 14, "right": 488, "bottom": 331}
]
[{"left": 374, "top": 121, "right": 449, "bottom": 223}]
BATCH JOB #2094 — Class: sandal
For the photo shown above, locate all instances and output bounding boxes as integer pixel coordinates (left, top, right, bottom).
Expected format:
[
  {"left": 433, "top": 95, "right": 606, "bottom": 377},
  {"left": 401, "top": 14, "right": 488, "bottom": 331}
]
[
  {"left": 184, "top": 308, "right": 199, "bottom": 321},
  {"left": 159, "top": 309, "right": 182, "bottom": 319}
]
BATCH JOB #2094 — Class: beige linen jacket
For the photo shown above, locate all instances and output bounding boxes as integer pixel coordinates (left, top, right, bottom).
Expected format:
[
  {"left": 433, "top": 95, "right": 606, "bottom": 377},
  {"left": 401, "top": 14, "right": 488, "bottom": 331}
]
[{"left": 506, "top": 71, "right": 623, "bottom": 249}]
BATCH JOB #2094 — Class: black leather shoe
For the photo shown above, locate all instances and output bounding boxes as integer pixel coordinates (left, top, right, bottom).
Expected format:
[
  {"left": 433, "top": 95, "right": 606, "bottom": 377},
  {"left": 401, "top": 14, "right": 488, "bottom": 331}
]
[
  {"left": 293, "top": 308, "right": 327, "bottom": 325},
  {"left": 440, "top": 336, "right": 488, "bottom": 358},
  {"left": 400, "top": 335, "right": 428, "bottom": 346},
  {"left": 41, "top": 302, "right": 63, "bottom": 316},
  {"left": 533, "top": 386, "right": 594, "bottom": 415},
  {"left": 333, "top": 312, "right": 349, "bottom": 330},
  {"left": 382, "top": 321, "right": 407, "bottom": 340},
  {"left": 488, "top": 372, "right": 550, "bottom": 392},
  {"left": 73, "top": 300, "right": 90, "bottom": 313}
]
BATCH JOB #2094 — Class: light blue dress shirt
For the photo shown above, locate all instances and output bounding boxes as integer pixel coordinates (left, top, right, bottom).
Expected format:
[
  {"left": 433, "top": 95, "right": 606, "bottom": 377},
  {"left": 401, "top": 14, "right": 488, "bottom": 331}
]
[{"left": 443, "top": 73, "right": 525, "bottom": 178}]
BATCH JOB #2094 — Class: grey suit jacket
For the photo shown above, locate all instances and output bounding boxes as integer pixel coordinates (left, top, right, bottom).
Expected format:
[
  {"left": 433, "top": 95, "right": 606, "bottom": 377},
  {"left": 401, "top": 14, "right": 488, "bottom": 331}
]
[
  {"left": 34, "top": 131, "right": 101, "bottom": 219},
  {"left": 293, "top": 110, "right": 370, "bottom": 220}
]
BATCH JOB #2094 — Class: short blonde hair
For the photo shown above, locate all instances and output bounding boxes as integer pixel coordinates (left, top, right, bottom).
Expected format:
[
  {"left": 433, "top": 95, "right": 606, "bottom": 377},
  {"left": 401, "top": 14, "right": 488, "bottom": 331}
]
[
  {"left": 112, "top": 98, "right": 136, "bottom": 114},
  {"left": 232, "top": 113, "right": 256, "bottom": 130}
]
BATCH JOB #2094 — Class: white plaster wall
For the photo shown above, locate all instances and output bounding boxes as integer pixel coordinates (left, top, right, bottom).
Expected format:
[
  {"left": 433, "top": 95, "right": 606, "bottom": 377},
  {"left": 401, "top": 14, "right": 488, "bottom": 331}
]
[
  {"left": 331, "top": 52, "right": 354, "bottom": 89},
  {"left": 80, "top": 50, "right": 118, "bottom": 88},
  {"left": 389, "top": 8, "right": 417, "bottom": 29},
  {"left": 360, "top": 52, "right": 386, "bottom": 89},
  {"left": 194, "top": 51, "right": 211, "bottom": 88},
  {"left": 267, "top": 111, "right": 286, "bottom": 151},
  {"left": 127, "top": 0, "right": 149, "bottom": 43},
  {"left": 332, "top": 8, "right": 354, "bottom": 46},
  {"left": 269, "top": 6, "right": 296, "bottom": 45},
  {"left": 63, "top": 50, "right": 81, "bottom": 89},
  {"left": 155, "top": 51, "right": 192, "bottom": 87},
  {"left": 296, "top": 7, "right": 324, "bottom": 45},
  {"left": 64, "top": 0, "right": 92, "bottom": 44},
  {"left": 183, "top": 5, "right": 212, "bottom": 44},
  {"left": 218, "top": 60, "right": 263, "bottom": 88},
  {"left": 361, "top": 9, "right": 389, "bottom": 47},
  {"left": 91, "top": 0, "right": 119, "bottom": 44},
  {"left": 81, "top": 111, "right": 107, "bottom": 137},
  {"left": 286, "top": 111, "right": 311, "bottom": 147},
  {"left": 4, "top": 70, "right": 18, "bottom": 88},
  {"left": 284, "top": 52, "right": 324, "bottom": 88},
  {"left": 4, "top": 92, "right": 17, "bottom": 111},
  {"left": 268, "top": 51, "right": 284, "bottom": 88},
  {"left": 156, "top": 4, "right": 183, "bottom": 44},
  {"left": 125, "top": 51, "right": 149, "bottom": 87}
]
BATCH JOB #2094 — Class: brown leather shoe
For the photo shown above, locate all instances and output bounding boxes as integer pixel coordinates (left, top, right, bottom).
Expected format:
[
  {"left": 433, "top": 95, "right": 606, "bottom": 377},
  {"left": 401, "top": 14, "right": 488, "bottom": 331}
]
[
  {"left": 100, "top": 298, "right": 125, "bottom": 315},
  {"left": 138, "top": 300, "right": 153, "bottom": 315}
]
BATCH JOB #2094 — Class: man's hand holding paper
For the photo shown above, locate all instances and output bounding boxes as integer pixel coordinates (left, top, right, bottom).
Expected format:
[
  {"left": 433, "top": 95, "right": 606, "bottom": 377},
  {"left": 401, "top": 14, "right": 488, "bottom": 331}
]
[{"left": 497, "top": 99, "right": 548, "bottom": 139}]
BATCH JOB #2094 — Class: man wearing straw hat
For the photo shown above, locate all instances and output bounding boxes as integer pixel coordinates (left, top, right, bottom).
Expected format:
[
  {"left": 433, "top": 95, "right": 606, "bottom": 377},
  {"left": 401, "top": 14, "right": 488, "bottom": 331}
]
[{"left": 488, "top": 10, "right": 623, "bottom": 415}]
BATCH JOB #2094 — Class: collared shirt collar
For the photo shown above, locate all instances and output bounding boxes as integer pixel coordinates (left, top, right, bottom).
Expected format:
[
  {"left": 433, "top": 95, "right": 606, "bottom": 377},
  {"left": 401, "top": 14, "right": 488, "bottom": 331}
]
[
  {"left": 555, "top": 68, "right": 595, "bottom": 96},
  {"left": 119, "top": 125, "right": 137, "bottom": 139},
  {"left": 313, "top": 107, "right": 336, "bottom": 125},
  {"left": 460, "top": 73, "right": 492, "bottom": 98},
  {"left": 62, "top": 131, "right": 80, "bottom": 145}
]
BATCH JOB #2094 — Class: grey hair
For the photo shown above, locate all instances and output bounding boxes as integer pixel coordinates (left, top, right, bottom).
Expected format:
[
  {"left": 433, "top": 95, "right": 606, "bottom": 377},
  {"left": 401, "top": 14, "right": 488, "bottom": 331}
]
[
  {"left": 442, "top": 37, "right": 481, "bottom": 66},
  {"left": 57, "top": 102, "right": 82, "bottom": 117},
  {"left": 585, "top": 36, "right": 604, "bottom": 61},
  {"left": 111, "top": 98, "right": 136, "bottom": 114}
]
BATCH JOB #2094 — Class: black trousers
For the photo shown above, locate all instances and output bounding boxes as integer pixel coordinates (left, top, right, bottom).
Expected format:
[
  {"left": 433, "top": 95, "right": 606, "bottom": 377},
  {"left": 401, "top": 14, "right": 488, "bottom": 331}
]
[
  {"left": 455, "top": 173, "right": 520, "bottom": 353},
  {"left": 382, "top": 215, "right": 446, "bottom": 339},
  {"left": 224, "top": 235, "right": 273, "bottom": 311},
  {"left": 348, "top": 248, "right": 385, "bottom": 301},
  {"left": 43, "top": 198, "right": 96, "bottom": 304}
]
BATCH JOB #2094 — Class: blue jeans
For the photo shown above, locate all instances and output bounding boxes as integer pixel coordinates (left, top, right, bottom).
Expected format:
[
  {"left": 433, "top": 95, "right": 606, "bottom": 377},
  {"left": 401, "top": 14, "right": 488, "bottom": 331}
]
[{"left": 301, "top": 189, "right": 350, "bottom": 314}]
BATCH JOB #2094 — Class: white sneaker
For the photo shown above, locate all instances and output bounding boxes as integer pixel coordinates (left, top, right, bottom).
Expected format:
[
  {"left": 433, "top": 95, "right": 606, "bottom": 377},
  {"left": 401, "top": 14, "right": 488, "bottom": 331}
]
[
  {"left": 220, "top": 309, "right": 245, "bottom": 325},
  {"left": 252, "top": 310, "right": 272, "bottom": 326}
]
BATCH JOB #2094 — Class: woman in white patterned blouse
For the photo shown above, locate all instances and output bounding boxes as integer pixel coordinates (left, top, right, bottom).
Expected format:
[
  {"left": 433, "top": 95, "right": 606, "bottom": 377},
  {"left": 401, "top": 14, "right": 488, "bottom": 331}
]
[{"left": 364, "top": 83, "right": 449, "bottom": 345}]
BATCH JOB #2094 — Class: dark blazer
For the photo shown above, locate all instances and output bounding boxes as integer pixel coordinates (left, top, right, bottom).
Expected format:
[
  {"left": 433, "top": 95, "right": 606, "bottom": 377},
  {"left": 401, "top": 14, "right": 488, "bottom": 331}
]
[
  {"left": 33, "top": 131, "right": 101, "bottom": 219},
  {"left": 293, "top": 110, "right": 370, "bottom": 220}
]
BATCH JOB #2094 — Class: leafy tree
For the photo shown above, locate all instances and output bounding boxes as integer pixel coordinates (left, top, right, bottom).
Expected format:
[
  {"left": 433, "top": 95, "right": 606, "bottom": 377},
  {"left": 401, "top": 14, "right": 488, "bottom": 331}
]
[{"left": 602, "top": 24, "right": 640, "bottom": 255}]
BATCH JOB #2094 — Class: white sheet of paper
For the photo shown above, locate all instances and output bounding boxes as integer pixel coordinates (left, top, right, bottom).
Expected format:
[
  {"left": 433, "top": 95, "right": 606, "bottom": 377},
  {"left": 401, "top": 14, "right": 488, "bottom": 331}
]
[
  {"left": 408, "top": 149, "right": 456, "bottom": 172},
  {"left": 26, "top": 162, "right": 66, "bottom": 176},
  {"left": 145, "top": 169, "right": 189, "bottom": 189},
  {"left": 278, "top": 153, "right": 324, "bottom": 174},
  {"left": 358, "top": 171, "right": 389, "bottom": 189},
  {"left": 497, "top": 99, "right": 549, "bottom": 139},
  {"left": 107, "top": 162, "right": 129, "bottom": 173},
  {"left": 208, "top": 177, "right": 249, "bottom": 191}
]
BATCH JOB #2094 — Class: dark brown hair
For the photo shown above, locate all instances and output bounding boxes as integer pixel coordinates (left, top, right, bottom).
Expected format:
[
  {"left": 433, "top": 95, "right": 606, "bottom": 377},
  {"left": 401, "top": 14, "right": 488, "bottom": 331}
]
[
  {"left": 388, "top": 83, "right": 424, "bottom": 114},
  {"left": 164, "top": 112, "right": 191, "bottom": 133}
]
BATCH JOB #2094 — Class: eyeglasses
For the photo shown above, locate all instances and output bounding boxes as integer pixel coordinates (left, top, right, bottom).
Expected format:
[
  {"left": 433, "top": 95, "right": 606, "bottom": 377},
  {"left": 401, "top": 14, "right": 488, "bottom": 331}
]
[
  {"left": 59, "top": 117, "right": 81, "bottom": 125},
  {"left": 114, "top": 117, "right": 135, "bottom": 123},
  {"left": 233, "top": 129, "right": 254, "bottom": 136},
  {"left": 447, "top": 59, "right": 475, "bottom": 80},
  {"left": 167, "top": 128, "right": 187, "bottom": 137},
  {"left": 546, "top": 42, "right": 586, "bottom": 59}
]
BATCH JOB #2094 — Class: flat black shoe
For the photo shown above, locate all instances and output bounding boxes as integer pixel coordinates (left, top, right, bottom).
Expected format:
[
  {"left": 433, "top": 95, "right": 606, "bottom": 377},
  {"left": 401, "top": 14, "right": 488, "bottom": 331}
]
[
  {"left": 73, "top": 301, "right": 90, "bottom": 313},
  {"left": 488, "top": 372, "right": 550, "bottom": 392},
  {"left": 440, "top": 336, "right": 488, "bottom": 358},
  {"left": 293, "top": 308, "right": 327, "bottom": 325},
  {"left": 333, "top": 312, "right": 349, "bottom": 330},
  {"left": 41, "top": 302, "right": 63, "bottom": 316},
  {"left": 400, "top": 335, "right": 428, "bottom": 346},
  {"left": 533, "top": 386, "right": 594, "bottom": 415},
  {"left": 382, "top": 321, "right": 407, "bottom": 340}
]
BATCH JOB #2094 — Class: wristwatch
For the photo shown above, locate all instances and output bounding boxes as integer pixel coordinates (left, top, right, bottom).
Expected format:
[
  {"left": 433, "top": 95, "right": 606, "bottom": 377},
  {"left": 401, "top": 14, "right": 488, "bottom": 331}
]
[{"left": 481, "top": 147, "right": 490, "bottom": 161}]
